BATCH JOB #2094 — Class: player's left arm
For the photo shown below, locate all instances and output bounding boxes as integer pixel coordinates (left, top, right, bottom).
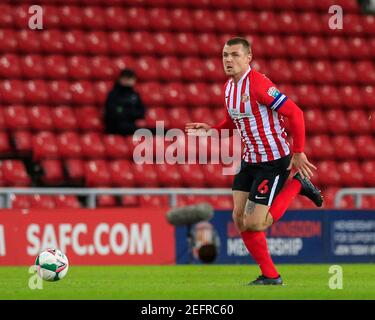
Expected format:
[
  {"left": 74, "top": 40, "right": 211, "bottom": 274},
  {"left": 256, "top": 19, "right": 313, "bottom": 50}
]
[{"left": 253, "top": 71, "right": 316, "bottom": 179}]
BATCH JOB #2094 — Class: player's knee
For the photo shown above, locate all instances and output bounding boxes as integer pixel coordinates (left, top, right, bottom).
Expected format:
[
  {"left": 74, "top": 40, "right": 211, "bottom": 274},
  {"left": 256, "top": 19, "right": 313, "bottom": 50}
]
[{"left": 246, "top": 220, "right": 270, "bottom": 232}]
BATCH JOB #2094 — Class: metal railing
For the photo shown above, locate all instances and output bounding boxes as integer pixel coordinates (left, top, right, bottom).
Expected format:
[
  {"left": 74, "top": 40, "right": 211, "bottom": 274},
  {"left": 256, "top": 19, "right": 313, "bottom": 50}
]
[
  {"left": 0, "top": 187, "right": 233, "bottom": 209},
  {"left": 334, "top": 188, "right": 375, "bottom": 209}
]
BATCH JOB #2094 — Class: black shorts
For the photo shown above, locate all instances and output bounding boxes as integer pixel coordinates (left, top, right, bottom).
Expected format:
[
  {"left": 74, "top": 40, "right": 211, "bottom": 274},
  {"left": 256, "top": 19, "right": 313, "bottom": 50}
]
[{"left": 232, "top": 154, "right": 291, "bottom": 206}]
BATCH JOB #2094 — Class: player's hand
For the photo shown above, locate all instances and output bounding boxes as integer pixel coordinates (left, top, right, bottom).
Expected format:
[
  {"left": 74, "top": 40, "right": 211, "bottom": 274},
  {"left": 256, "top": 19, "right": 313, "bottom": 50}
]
[
  {"left": 287, "top": 152, "right": 317, "bottom": 179},
  {"left": 185, "top": 122, "right": 212, "bottom": 136}
]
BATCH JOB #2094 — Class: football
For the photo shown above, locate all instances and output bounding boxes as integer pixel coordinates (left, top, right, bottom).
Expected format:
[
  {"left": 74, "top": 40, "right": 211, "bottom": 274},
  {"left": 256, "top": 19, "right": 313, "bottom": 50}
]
[{"left": 35, "top": 248, "right": 69, "bottom": 282}]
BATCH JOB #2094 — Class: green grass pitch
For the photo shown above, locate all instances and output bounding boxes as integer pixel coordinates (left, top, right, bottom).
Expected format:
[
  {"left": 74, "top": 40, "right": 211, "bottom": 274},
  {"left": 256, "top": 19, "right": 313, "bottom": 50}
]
[{"left": 0, "top": 264, "right": 374, "bottom": 300}]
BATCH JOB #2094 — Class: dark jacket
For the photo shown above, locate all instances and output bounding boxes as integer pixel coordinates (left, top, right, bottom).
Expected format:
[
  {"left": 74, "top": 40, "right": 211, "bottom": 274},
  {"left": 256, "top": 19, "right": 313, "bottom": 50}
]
[{"left": 103, "top": 83, "right": 145, "bottom": 135}]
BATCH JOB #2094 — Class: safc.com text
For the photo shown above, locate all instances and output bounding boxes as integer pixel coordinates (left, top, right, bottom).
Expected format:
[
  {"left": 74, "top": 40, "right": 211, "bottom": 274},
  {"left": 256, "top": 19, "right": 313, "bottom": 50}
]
[{"left": 26, "top": 223, "right": 153, "bottom": 257}]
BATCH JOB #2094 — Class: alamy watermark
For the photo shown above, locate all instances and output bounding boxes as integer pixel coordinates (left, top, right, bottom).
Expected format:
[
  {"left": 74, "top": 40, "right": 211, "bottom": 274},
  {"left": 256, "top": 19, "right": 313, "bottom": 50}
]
[{"left": 328, "top": 265, "right": 343, "bottom": 290}]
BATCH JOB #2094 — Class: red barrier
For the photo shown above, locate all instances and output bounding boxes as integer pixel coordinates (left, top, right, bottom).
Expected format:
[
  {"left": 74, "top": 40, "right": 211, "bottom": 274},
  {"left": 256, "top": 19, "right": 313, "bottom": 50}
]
[{"left": 0, "top": 208, "right": 175, "bottom": 266}]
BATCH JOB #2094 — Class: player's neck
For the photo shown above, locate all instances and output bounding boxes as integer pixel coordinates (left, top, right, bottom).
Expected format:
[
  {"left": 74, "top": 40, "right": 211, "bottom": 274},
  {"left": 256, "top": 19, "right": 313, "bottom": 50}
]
[{"left": 232, "top": 66, "right": 250, "bottom": 84}]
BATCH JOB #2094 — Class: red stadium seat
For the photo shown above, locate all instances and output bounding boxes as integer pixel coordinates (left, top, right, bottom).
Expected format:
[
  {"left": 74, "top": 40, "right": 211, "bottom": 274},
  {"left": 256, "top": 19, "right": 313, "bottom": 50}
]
[
  {"left": 236, "top": 12, "right": 258, "bottom": 34},
  {"left": 177, "top": 164, "right": 205, "bottom": 187},
  {"left": 63, "top": 30, "right": 86, "bottom": 54},
  {"left": 155, "top": 164, "right": 183, "bottom": 187},
  {"left": 11, "top": 195, "right": 31, "bottom": 209},
  {"left": 355, "top": 61, "right": 375, "bottom": 85},
  {"left": 81, "top": 133, "right": 106, "bottom": 159},
  {"left": 0, "top": 54, "right": 21, "bottom": 78},
  {"left": 347, "top": 110, "right": 371, "bottom": 134},
  {"left": 347, "top": 37, "right": 371, "bottom": 59},
  {"left": 54, "top": 195, "right": 81, "bottom": 208},
  {"left": 97, "top": 195, "right": 117, "bottom": 207},
  {"left": 312, "top": 60, "right": 337, "bottom": 85},
  {"left": 290, "top": 61, "right": 314, "bottom": 84},
  {"left": 192, "top": 9, "right": 215, "bottom": 33},
  {"left": 337, "top": 86, "right": 362, "bottom": 110},
  {"left": 24, "top": 80, "right": 49, "bottom": 104},
  {"left": 47, "top": 81, "right": 72, "bottom": 105},
  {"left": 67, "top": 56, "right": 91, "bottom": 80},
  {"left": 159, "top": 57, "right": 182, "bottom": 81},
  {"left": 317, "top": 85, "right": 341, "bottom": 108},
  {"left": 186, "top": 83, "right": 210, "bottom": 106},
  {"left": 85, "top": 31, "right": 108, "bottom": 55},
  {"left": 284, "top": 36, "right": 308, "bottom": 59},
  {"left": 134, "top": 56, "right": 159, "bottom": 81},
  {"left": 40, "top": 30, "right": 64, "bottom": 54},
  {"left": 93, "top": 80, "right": 112, "bottom": 105},
  {"left": 362, "top": 161, "right": 375, "bottom": 187},
  {"left": 305, "top": 36, "right": 329, "bottom": 59},
  {"left": 317, "top": 161, "right": 341, "bottom": 187},
  {"left": 65, "top": 159, "right": 85, "bottom": 182},
  {"left": 103, "top": 135, "right": 131, "bottom": 159},
  {"left": 137, "top": 82, "right": 164, "bottom": 106},
  {"left": 148, "top": 8, "right": 171, "bottom": 31},
  {"left": 331, "top": 136, "right": 357, "bottom": 160},
  {"left": 354, "top": 136, "right": 375, "bottom": 160},
  {"left": 44, "top": 55, "right": 68, "bottom": 79},
  {"left": 326, "top": 37, "right": 351, "bottom": 60},
  {"left": 43, "top": 5, "right": 61, "bottom": 29},
  {"left": 13, "top": 131, "right": 32, "bottom": 154},
  {"left": 104, "top": 7, "right": 127, "bottom": 30},
  {"left": 168, "top": 106, "right": 192, "bottom": 129},
  {"left": 17, "top": 30, "right": 41, "bottom": 54},
  {"left": 120, "top": 195, "right": 140, "bottom": 207},
  {"left": 40, "top": 159, "right": 65, "bottom": 185},
  {"left": 0, "top": 131, "right": 11, "bottom": 155},
  {"left": 257, "top": 11, "right": 279, "bottom": 34},
  {"left": 4, "top": 105, "right": 29, "bottom": 130},
  {"left": 162, "top": 83, "right": 186, "bottom": 106},
  {"left": 57, "top": 132, "right": 82, "bottom": 158},
  {"left": 181, "top": 57, "right": 204, "bottom": 82},
  {"left": 307, "top": 135, "right": 334, "bottom": 160},
  {"left": 0, "top": 4, "right": 13, "bottom": 28},
  {"left": 130, "top": 32, "right": 154, "bottom": 55},
  {"left": 202, "top": 58, "right": 225, "bottom": 82},
  {"left": 325, "top": 110, "right": 349, "bottom": 134},
  {"left": 139, "top": 195, "right": 169, "bottom": 208},
  {"left": 170, "top": 9, "right": 193, "bottom": 31},
  {"left": 28, "top": 106, "right": 53, "bottom": 131},
  {"left": 267, "top": 60, "right": 292, "bottom": 83},
  {"left": 363, "top": 15, "right": 375, "bottom": 36},
  {"left": 0, "top": 80, "right": 24, "bottom": 104},
  {"left": 262, "top": 36, "right": 286, "bottom": 59},
  {"left": 196, "top": 33, "right": 221, "bottom": 57},
  {"left": 298, "top": 12, "right": 324, "bottom": 35},
  {"left": 89, "top": 56, "right": 114, "bottom": 80},
  {"left": 145, "top": 106, "right": 170, "bottom": 129},
  {"left": 132, "top": 164, "right": 159, "bottom": 187},
  {"left": 190, "top": 106, "right": 212, "bottom": 123},
  {"left": 70, "top": 81, "right": 95, "bottom": 105},
  {"left": 208, "top": 83, "right": 224, "bottom": 107},
  {"left": 108, "top": 160, "right": 135, "bottom": 187},
  {"left": 75, "top": 106, "right": 103, "bottom": 131},
  {"left": 29, "top": 195, "right": 56, "bottom": 209},
  {"left": 20, "top": 55, "right": 45, "bottom": 79},
  {"left": 153, "top": 32, "right": 176, "bottom": 56},
  {"left": 174, "top": 33, "right": 199, "bottom": 56},
  {"left": 362, "top": 86, "right": 375, "bottom": 109},
  {"left": 294, "top": 85, "right": 319, "bottom": 108},
  {"left": 201, "top": 163, "right": 229, "bottom": 188},
  {"left": 332, "top": 61, "right": 357, "bottom": 85},
  {"left": 0, "top": 30, "right": 18, "bottom": 53},
  {"left": 126, "top": 7, "right": 149, "bottom": 31},
  {"left": 60, "top": 6, "right": 82, "bottom": 29},
  {"left": 32, "top": 131, "right": 59, "bottom": 160},
  {"left": 278, "top": 12, "right": 300, "bottom": 34},
  {"left": 85, "top": 160, "right": 111, "bottom": 187},
  {"left": 337, "top": 161, "right": 363, "bottom": 187},
  {"left": 2, "top": 160, "right": 31, "bottom": 186},
  {"left": 213, "top": 10, "right": 237, "bottom": 33},
  {"left": 342, "top": 14, "right": 364, "bottom": 36},
  {"left": 82, "top": 6, "right": 106, "bottom": 30},
  {"left": 51, "top": 106, "right": 77, "bottom": 131},
  {"left": 107, "top": 32, "right": 132, "bottom": 55}
]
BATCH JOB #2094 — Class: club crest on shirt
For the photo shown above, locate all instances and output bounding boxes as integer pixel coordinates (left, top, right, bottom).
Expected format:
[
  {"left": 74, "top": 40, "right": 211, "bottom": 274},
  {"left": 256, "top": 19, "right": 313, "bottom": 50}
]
[
  {"left": 267, "top": 87, "right": 280, "bottom": 98},
  {"left": 241, "top": 94, "right": 249, "bottom": 103}
]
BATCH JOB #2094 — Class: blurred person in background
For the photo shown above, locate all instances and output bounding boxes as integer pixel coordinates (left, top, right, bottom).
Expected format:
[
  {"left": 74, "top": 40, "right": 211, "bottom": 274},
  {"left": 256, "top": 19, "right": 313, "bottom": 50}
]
[{"left": 103, "top": 68, "right": 146, "bottom": 136}]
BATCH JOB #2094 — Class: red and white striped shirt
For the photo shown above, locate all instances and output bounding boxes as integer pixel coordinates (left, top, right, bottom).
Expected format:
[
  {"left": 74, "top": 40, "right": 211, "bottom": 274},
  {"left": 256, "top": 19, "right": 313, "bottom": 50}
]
[{"left": 215, "top": 66, "right": 292, "bottom": 164}]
